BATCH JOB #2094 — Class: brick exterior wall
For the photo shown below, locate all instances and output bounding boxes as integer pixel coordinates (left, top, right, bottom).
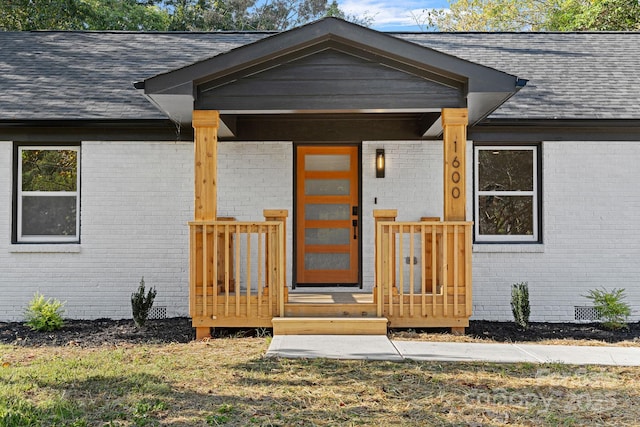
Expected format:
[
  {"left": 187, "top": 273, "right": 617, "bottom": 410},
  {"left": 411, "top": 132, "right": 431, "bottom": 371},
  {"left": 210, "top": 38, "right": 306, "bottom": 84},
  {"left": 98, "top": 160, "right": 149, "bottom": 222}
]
[
  {"left": 0, "top": 141, "right": 193, "bottom": 320},
  {"left": 1, "top": 139, "right": 639, "bottom": 322},
  {"left": 472, "top": 141, "right": 640, "bottom": 322}
]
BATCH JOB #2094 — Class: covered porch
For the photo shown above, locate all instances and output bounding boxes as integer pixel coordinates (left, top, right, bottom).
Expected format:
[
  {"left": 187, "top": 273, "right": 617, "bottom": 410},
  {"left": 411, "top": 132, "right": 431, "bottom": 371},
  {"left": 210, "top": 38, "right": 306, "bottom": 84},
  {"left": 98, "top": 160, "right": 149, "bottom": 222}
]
[{"left": 137, "top": 18, "right": 524, "bottom": 338}]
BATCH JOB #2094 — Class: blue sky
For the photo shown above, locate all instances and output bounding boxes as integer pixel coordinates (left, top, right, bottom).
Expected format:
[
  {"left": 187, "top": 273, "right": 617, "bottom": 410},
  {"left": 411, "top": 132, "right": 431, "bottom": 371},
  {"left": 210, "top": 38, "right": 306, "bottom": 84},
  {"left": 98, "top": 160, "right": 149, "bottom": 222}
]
[{"left": 339, "top": 0, "right": 450, "bottom": 31}]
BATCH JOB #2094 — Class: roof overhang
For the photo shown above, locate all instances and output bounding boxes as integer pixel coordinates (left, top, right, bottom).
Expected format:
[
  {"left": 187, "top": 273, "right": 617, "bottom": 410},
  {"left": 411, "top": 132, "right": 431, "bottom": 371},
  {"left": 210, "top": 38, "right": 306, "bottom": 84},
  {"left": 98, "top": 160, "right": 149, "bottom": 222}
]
[{"left": 137, "top": 18, "right": 526, "bottom": 139}]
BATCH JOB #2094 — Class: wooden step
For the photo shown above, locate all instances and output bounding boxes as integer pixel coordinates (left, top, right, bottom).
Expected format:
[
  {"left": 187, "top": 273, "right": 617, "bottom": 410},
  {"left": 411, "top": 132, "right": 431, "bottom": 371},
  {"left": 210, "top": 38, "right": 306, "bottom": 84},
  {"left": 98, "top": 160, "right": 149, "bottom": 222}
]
[
  {"left": 272, "top": 317, "right": 388, "bottom": 335},
  {"left": 284, "top": 303, "right": 378, "bottom": 318}
]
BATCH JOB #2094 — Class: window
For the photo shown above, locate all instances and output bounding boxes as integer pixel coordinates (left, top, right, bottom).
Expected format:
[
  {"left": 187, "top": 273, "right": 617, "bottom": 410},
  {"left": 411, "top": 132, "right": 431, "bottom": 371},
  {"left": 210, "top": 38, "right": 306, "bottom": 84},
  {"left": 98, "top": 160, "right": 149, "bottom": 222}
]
[
  {"left": 474, "top": 145, "right": 539, "bottom": 242},
  {"left": 15, "top": 146, "right": 80, "bottom": 243}
]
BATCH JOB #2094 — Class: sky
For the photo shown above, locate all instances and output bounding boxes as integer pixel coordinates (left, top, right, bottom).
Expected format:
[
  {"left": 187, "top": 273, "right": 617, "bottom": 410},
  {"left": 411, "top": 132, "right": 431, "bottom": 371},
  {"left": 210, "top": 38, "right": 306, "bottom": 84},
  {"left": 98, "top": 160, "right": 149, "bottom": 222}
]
[{"left": 339, "top": 0, "right": 450, "bottom": 31}]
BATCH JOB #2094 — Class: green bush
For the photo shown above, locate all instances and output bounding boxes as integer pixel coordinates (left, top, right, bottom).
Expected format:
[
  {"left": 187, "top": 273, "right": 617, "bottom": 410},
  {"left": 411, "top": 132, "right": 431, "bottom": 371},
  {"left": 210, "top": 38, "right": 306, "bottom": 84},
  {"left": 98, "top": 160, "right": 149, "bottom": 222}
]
[
  {"left": 511, "top": 282, "right": 530, "bottom": 330},
  {"left": 585, "top": 287, "right": 631, "bottom": 330},
  {"left": 131, "top": 277, "right": 156, "bottom": 328},
  {"left": 24, "top": 292, "right": 65, "bottom": 332}
]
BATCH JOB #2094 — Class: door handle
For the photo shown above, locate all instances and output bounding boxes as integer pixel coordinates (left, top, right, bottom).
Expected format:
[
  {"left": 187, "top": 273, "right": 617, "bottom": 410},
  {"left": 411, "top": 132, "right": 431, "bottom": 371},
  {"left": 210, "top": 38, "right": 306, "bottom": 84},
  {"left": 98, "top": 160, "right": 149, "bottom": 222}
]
[{"left": 352, "top": 219, "right": 358, "bottom": 240}]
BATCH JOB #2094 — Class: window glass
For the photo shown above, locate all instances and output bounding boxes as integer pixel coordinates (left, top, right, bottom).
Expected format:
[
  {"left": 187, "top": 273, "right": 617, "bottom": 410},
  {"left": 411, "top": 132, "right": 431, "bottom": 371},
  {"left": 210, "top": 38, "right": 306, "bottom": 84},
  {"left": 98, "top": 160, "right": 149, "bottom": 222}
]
[
  {"left": 475, "top": 146, "right": 538, "bottom": 242},
  {"left": 17, "top": 146, "right": 80, "bottom": 243}
]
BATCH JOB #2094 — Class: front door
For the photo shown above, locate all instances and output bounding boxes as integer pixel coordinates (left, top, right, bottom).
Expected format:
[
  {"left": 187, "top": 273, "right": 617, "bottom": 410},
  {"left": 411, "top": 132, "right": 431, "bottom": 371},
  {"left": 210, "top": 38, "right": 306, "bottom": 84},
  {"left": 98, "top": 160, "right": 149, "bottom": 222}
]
[{"left": 295, "top": 145, "right": 360, "bottom": 286}]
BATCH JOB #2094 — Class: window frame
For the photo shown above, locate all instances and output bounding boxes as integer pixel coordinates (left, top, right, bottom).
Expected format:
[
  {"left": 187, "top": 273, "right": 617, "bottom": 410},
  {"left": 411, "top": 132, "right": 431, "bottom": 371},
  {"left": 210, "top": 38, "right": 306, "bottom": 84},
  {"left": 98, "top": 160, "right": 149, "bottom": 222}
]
[
  {"left": 14, "top": 144, "right": 81, "bottom": 243},
  {"left": 474, "top": 144, "right": 540, "bottom": 243}
]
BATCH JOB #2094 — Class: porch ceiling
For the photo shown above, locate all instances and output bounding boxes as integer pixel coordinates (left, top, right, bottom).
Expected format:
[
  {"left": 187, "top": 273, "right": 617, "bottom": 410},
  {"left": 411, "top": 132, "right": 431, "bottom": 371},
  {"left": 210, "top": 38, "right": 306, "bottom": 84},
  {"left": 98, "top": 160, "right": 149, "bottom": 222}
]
[{"left": 138, "top": 18, "right": 525, "bottom": 139}]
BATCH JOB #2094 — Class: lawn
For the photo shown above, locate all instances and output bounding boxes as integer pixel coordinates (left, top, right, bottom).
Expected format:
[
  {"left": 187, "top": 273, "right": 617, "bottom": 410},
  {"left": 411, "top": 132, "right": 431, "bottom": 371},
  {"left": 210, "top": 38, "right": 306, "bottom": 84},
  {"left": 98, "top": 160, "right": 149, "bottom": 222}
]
[{"left": 1, "top": 338, "right": 638, "bottom": 426}]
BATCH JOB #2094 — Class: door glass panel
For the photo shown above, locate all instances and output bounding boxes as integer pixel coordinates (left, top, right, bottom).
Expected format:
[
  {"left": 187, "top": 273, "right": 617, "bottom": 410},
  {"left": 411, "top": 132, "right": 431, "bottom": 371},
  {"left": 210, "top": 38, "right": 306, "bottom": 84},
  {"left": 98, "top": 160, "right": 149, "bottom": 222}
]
[
  {"left": 305, "top": 154, "right": 350, "bottom": 171},
  {"left": 305, "top": 179, "right": 350, "bottom": 196},
  {"left": 305, "top": 204, "right": 350, "bottom": 220},
  {"left": 305, "top": 228, "right": 350, "bottom": 245},
  {"left": 305, "top": 253, "right": 350, "bottom": 270}
]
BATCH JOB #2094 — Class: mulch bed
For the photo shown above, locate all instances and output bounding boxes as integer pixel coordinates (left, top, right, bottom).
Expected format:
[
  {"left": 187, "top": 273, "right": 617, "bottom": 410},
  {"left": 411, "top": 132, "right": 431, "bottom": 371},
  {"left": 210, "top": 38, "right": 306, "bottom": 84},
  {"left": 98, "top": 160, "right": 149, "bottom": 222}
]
[{"left": 1, "top": 317, "right": 638, "bottom": 347}]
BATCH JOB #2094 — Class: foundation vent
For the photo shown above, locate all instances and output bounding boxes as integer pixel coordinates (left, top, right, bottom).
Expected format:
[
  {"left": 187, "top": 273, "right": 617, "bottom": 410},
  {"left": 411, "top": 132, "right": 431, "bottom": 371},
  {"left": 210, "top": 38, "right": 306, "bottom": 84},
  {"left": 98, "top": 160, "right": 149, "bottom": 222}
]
[
  {"left": 574, "top": 306, "right": 600, "bottom": 322},
  {"left": 148, "top": 306, "right": 167, "bottom": 320}
]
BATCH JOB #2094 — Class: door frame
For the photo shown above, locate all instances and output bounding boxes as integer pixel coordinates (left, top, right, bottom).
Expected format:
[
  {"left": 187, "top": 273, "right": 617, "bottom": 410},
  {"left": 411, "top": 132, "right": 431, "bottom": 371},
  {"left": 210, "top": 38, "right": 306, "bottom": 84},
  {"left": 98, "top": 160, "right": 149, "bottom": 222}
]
[{"left": 292, "top": 142, "right": 362, "bottom": 289}]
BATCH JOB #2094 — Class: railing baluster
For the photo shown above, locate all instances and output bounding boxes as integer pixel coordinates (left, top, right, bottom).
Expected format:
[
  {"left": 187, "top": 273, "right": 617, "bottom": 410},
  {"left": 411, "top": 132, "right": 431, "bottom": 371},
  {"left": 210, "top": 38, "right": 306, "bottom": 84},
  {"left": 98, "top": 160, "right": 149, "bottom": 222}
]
[
  {"left": 465, "top": 224, "right": 473, "bottom": 317},
  {"left": 246, "top": 231, "right": 251, "bottom": 318},
  {"left": 375, "top": 222, "right": 383, "bottom": 317},
  {"left": 398, "top": 225, "right": 404, "bottom": 317},
  {"left": 268, "top": 225, "right": 273, "bottom": 317},
  {"left": 212, "top": 224, "right": 217, "bottom": 318},
  {"left": 224, "top": 224, "right": 230, "bottom": 317},
  {"left": 387, "top": 225, "right": 394, "bottom": 317},
  {"left": 258, "top": 227, "right": 263, "bottom": 317},
  {"left": 409, "top": 225, "right": 415, "bottom": 317},
  {"left": 235, "top": 224, "right": 241, "bottom": 317},
  {"left": 453, "top": 225, "right": 459, "bottom": 317},
  {"left": 421, "top": 224, "right": 426, "bottom": 317},
  {"left": 442, "top": 224, "right": 448, "bottom": 317},
  {"left": 431, "top": 225, "right": 437, "bottom": 317},
  {"left": 202, "top": 224, "right": 208, "bottom": 319}
]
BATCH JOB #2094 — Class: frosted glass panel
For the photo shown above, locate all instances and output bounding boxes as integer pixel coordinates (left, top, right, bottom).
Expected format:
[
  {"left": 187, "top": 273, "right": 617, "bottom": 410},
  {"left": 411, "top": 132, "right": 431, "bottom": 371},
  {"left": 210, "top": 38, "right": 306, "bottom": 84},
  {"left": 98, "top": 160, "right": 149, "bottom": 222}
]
[
  {"left": 305, "top": 253, "right": 350, "bottom": 270},
  {"left": 305, "top": 228, "right": 350, "bottom": 245},
  {"left": 305, "top": 154, "right": 350, "bottom": 171},
  {"left": 305, "top": 179, "right": 350, "bottom": 195},
  {"left": 305, "top": 204, "right": 350, "bottom": 220}
]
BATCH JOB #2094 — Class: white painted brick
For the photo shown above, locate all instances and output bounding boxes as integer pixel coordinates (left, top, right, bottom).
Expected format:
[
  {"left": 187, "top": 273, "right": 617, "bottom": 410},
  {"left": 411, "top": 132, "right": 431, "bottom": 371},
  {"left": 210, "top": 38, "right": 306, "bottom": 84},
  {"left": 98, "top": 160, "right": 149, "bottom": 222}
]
[{"left": 2, "top": 139, "right": 639, "bottom": 323}]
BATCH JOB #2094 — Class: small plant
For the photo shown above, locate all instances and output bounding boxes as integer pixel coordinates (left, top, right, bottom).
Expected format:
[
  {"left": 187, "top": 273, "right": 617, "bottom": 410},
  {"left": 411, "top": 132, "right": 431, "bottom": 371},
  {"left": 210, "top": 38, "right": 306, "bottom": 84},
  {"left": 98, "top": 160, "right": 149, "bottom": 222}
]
[
  {"left": 585, "top": 287, "right": 631, "bottom": 330},
  {"left": 24, "top": 292, "right": 65, "bottom": 332},
  {"left": 131, "top": 277, "right": 156, "bottom": 328},
  {"left": 511, "top": 282, "right": 530, "bottom": 330}
]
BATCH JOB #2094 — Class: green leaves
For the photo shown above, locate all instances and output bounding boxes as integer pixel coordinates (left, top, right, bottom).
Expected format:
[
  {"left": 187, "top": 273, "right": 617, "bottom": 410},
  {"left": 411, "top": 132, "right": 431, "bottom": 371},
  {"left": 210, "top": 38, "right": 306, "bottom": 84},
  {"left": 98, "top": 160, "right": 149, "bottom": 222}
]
[
  {"left": 24, "top": 292, "right": 66, "bottom": 332},
  {"left": 420, "top": 0, "right": 640, "bottom": 31},
  {"left": 585, "top": 287, "right": 631, "bottom": 330},
  {"left": 131, "top": 277, "right": 157, "bottom": 328}
]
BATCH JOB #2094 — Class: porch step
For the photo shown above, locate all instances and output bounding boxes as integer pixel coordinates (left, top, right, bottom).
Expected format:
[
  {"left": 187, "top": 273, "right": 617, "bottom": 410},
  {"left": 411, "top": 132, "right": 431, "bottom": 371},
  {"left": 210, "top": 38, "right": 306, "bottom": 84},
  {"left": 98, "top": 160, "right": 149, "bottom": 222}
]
[{"left": 272, "top": 317, "right": 388, "bottom": 335}]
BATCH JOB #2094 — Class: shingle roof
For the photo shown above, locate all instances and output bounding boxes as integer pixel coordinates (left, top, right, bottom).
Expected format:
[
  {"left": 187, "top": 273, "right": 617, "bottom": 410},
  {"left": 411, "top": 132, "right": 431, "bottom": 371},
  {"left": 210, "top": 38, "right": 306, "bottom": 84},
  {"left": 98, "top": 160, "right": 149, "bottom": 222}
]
[{"left": 1, "top": 30, "right": 639, "bottom": 121}]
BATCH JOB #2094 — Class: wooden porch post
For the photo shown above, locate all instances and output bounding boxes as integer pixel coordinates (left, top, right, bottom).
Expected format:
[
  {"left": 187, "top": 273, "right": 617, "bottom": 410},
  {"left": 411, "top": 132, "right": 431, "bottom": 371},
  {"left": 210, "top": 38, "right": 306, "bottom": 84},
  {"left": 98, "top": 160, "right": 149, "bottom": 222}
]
[
  {"left": 442, "top": 108, "right": 468, "bottom": 335},
  {"left": 373, "top": 209, "right": 398, "bottom": 306},
  {"left": 263, "top": 209, "right": 288, "bottom": 300},
  {"left": 442, "top": 108, "right": 468, "bottom": 222},
  {"left": 192, "top": 110, "right": 220, "bottom": 340}
]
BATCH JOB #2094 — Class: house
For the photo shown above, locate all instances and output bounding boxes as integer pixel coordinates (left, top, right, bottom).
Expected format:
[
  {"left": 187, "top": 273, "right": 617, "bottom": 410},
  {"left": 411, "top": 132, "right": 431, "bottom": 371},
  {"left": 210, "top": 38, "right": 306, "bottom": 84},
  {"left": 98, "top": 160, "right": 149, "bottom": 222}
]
[{"left": 1, "top": 18, "right": 639, "bottom": 337}]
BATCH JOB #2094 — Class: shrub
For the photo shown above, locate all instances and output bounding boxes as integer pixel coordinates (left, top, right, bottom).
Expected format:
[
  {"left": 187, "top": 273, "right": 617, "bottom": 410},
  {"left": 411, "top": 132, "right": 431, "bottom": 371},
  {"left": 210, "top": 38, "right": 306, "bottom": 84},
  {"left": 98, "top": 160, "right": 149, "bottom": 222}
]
[
  {"left": 24, "top": 292, "right": 65, "bottom": 332},
  {"left": 585, "top": 287, "right": 631, "bottom": 330},
  {"left": 131, "top": 277, "right": 156, "bottom": 328},
  {"left": 511, "top": 282, "right": 530, "bottom": 330}
]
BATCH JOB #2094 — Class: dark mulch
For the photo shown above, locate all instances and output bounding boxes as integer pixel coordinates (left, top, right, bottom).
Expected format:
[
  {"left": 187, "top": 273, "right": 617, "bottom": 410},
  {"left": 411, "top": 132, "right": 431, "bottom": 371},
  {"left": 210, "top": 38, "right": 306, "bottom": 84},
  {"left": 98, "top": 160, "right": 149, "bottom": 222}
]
[{"left": 1, "top": 317, "right": 638, "bottom": 347}]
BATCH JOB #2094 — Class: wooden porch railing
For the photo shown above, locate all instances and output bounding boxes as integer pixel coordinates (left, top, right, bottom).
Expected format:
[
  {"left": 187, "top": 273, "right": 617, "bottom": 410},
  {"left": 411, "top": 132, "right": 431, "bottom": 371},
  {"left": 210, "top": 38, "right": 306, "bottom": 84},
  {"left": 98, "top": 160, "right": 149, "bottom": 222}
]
[
  {"left": 189, "top": 220, "right": 286, "bottom": 328},
  {"left": 375, "top": 219, "right": 473, "bottom": 328}
]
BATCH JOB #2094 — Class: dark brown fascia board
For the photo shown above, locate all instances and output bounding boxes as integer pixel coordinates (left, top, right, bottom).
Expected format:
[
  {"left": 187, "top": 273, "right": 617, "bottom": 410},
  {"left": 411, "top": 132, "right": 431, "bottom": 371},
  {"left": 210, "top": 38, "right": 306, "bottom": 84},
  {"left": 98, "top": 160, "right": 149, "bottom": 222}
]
[
  {"left": 143, "top": 18, "right": 520, "bottom": 97},
  {"left": 470, "top": 119, "right": 640, "bottom": 142},
  {"left": 0, "top": 119, "right": 192, "bottom": 142}
]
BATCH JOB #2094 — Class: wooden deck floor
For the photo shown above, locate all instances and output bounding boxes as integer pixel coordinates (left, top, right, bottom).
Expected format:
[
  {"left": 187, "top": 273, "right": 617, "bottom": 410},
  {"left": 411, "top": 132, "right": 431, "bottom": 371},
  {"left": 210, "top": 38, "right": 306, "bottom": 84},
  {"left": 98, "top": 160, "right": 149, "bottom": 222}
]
[{"left": 287, "top": 292, "right": 374, "bottom": 304}]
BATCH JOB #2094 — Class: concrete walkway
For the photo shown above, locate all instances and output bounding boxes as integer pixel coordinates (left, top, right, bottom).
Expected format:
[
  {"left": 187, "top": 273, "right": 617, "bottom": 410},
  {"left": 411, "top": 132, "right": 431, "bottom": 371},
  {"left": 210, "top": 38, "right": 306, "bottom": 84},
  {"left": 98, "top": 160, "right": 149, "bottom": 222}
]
[{"left": 266, "top": 335, "right": 640, "bottom": 366}]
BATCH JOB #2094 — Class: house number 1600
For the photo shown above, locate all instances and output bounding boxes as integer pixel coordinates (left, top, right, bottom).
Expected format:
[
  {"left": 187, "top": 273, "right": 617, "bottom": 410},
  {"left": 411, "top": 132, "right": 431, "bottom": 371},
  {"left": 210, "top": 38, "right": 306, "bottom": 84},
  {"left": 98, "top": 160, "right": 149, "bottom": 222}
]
[{"left": 451, "top": 140, "right": 461, "bottom": 199}]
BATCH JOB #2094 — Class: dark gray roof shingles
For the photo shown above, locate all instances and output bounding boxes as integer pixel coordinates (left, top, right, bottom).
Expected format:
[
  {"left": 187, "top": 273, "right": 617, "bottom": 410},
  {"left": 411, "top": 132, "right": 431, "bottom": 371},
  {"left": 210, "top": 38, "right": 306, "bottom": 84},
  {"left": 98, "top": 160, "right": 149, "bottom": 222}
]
[{"left": 1, "top": 30, "right": 638, "bottom": 121}]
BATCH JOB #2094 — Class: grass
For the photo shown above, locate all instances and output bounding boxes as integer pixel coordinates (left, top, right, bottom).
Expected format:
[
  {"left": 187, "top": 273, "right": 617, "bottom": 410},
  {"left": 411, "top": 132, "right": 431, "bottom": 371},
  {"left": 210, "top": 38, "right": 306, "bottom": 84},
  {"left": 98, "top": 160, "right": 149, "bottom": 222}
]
[{"left": 1, "top": 339, "right": 639, "bottom": 426}]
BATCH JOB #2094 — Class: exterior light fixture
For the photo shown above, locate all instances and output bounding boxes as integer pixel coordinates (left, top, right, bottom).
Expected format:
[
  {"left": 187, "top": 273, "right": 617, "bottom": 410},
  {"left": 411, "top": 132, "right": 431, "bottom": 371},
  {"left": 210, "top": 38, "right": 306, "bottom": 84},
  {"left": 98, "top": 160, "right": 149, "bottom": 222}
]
[{"left": 376, "top": 149, "right": 385, "bottom": 178}]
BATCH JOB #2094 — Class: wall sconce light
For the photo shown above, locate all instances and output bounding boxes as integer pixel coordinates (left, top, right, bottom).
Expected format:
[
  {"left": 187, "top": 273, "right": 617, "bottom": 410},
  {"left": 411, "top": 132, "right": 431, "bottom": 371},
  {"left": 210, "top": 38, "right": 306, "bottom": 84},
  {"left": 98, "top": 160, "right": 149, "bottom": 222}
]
[{"left": 376, "top": 149, "right": 385, "bottom": 178}]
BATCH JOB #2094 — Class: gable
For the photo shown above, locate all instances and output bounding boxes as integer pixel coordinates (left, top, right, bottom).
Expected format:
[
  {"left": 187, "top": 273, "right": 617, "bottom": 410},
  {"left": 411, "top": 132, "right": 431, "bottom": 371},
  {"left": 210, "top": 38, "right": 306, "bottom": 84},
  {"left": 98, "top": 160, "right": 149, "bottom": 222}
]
[
  {"left": 140, "top": 18, "right": 524, "bottom": 137},
  {"left": 197, "top": 49, "right": 464, "bottom": 112}
]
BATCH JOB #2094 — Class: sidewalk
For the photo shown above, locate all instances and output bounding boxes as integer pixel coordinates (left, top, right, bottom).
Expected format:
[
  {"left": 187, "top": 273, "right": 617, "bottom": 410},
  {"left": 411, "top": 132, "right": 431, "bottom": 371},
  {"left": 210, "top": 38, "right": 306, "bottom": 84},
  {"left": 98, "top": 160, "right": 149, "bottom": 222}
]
[{"left": 266, "top": 335, "right": 640, "bottom": 366}]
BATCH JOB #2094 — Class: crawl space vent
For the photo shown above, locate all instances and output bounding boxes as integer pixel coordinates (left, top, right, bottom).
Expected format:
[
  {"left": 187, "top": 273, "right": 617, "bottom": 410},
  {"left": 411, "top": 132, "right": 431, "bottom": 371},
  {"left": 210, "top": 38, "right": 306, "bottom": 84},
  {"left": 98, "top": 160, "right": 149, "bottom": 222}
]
[
  {"left": 148, "top": 306, "right": 167, "bottom": 320},
  {"left": 574, "top": 306, "right": 600, "bottom": 322}
]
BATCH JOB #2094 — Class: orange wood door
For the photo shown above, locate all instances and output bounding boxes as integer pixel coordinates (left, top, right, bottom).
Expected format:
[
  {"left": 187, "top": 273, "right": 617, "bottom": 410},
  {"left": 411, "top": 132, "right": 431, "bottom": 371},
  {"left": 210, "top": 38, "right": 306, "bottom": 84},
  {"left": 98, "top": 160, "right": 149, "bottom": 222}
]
[{"left": 296, "top": 145, "right": 359, "bottom": 285}]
